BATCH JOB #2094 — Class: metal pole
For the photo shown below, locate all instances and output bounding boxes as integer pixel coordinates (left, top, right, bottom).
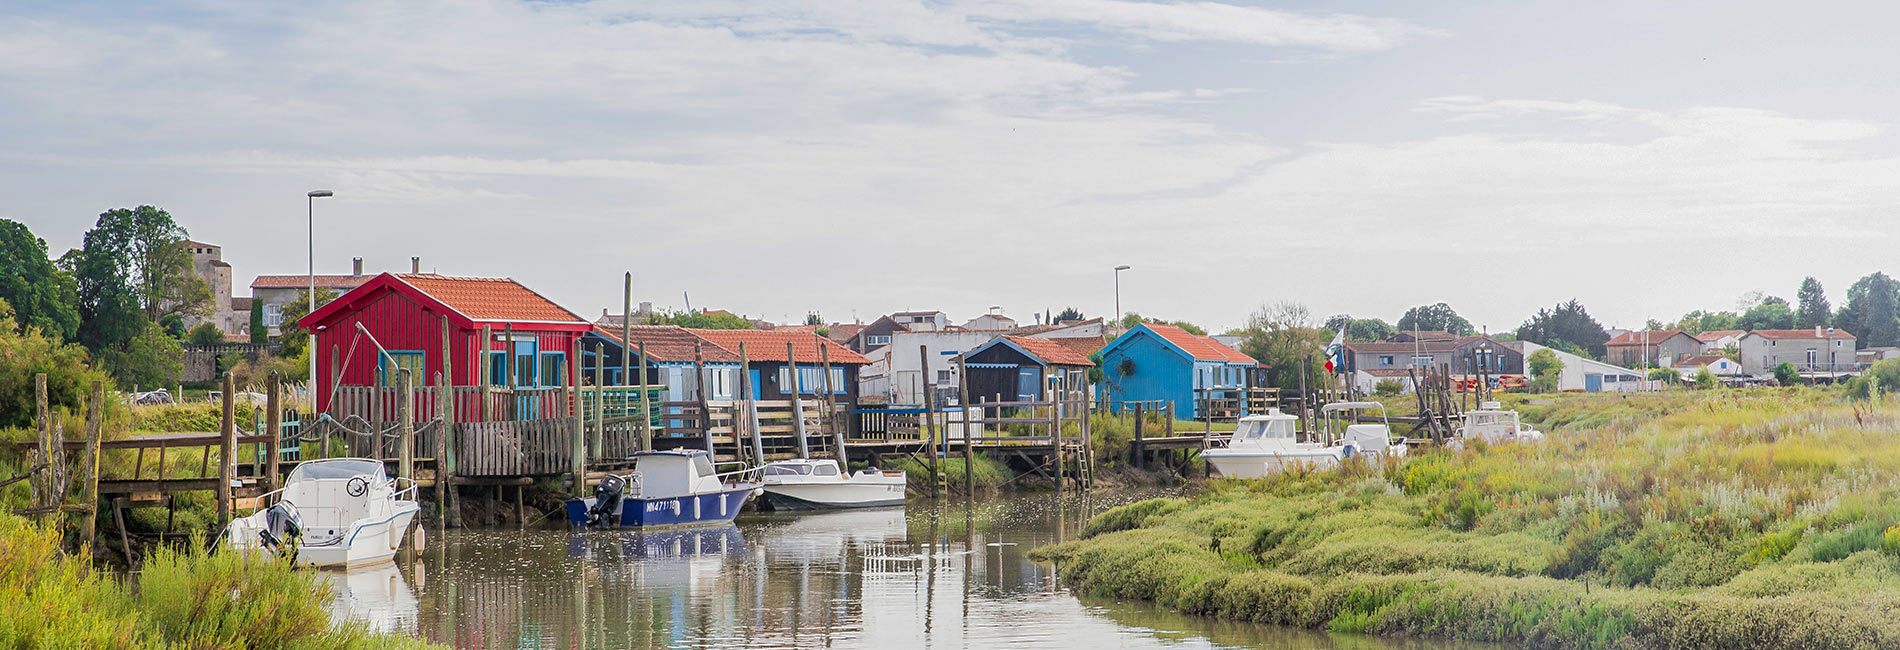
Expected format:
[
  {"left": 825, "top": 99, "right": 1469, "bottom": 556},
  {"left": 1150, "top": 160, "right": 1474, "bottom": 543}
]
[{"left": 307, "top": 194, "right": 316, "bottom": 399}]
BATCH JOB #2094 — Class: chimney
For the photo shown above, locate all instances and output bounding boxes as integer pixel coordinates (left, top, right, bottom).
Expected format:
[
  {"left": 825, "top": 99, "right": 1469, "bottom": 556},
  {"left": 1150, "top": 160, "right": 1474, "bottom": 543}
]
[
  {"left": 411, "top": 256, "right": 421, "bottom": 274},
  {"left": 1816, "top": 326, "right": 1824, "bottom": 338},
  {"left": 351, "top": 257, "right": 363, "bottom": 277},
  {"left": 638, "top": 301, "right": 653, "bottom": 315}
]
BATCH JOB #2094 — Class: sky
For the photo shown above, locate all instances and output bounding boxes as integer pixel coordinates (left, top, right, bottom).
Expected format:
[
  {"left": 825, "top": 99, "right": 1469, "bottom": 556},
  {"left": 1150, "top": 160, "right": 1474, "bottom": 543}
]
[{"left": 5, "top": 0, "right": 1900, "bottom": 334}]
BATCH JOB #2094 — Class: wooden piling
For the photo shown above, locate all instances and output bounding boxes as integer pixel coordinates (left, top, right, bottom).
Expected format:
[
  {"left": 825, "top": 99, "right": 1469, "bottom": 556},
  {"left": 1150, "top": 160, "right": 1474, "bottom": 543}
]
[
  {"left": 1045, "top": 366, "right": 1061, "bottom": 492},
  {"left": 266, "top": 371, "right": 282, "bottom": 491},
  {"left": 739, "top": 342, "right": 763, "bottom": 465},
  {"left": 592, "top": 343, "right": 605, "bottom": 457},
  {"left": 439, "top": 315, "right": 457, "bottom": 527},
  {"left": 78, "top": 381, "right": 103, "bottom": 549},
  {"left": 787, "top": 341, "right": 809, "bottom": 459},
  {"left": 957, "top": 355, "right": 973, "bottom": 497},
  {"left": 637, "top": 340, "right": 652, "bottom": 452},
  {"left": 621, "top": 271, "right": 632, "bottom": 388},
  {"left": 693, "top": 341, "right": 712, "bottom": 454},
  {"left": 218, "top": 373, "right": 236, "bottom": 524},
  {"left": 821, "top": 345, "right": 843, "bottom": 463},
  {"left": 32, "top": 373, "right": 49, "bottom": 522},
  {"left": 570, "top": 347, "right": 585, "bottom": 495},
  {"left": 918, "top": 345, "right": 940, "bottom": 498},
  {"left": 1132, "top": 402, "right": 1145, "bottom": 470},
  {"left": 479, "top": 325, "right": 493, "bottom": 422},
  {"left": 398, "top": 369, "right": 415, "bottom": 483}
]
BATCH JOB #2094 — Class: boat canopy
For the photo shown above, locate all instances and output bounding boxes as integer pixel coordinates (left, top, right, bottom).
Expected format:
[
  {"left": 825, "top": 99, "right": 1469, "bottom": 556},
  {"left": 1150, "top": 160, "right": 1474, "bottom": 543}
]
[
  {"left": 1233, "top": 417, "right": 1296, "bottom": 441},
  {"left": 287, "top": 458, "right": 385, "bottom": 483},
  {"left": 1321, "top": 401, "right": 1386, "bottom": 413}
]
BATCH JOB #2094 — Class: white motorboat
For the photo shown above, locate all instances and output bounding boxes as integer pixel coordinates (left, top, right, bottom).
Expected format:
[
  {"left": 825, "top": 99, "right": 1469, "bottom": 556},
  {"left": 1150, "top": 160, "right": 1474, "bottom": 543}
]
[
  {"left": 1319, "top": 401, "right": 1410, "bottom": 464},
  {"left": 226, "top": 458, "right": 422, "bottom": 569},
  {"left": 1452, "top": 401, "right": 1545, "bottom": 448},
  {"left": 1199, "top": 409, "right": 1344, "bottom": 478},
  {"left": 759, "top": 458, "right": 906, "bottom": 510}
]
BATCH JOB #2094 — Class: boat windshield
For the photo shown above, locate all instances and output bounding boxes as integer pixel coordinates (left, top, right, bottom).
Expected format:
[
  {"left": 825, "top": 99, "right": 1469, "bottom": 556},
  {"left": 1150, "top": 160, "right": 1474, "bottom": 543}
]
[
  {"left": 1235, "top": 418, "right": 1293, "bottom": 440},
  {"left": 812, "top": 463, "right": 839, "bottom": 476},
  {"left": 288, "top": 459, "right": 384, "bottom": 483},
  {"left": 765, "top": 464, "right": 813, "bottom": 477}
]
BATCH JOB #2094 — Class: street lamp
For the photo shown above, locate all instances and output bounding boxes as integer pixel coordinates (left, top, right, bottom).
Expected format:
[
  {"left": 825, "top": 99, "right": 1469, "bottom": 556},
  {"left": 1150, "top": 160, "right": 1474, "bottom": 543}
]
[
  {"left": 306, "top": 190, "right": 333, "bottom": 400},
  {"left": 1113, "top": 265, "right": 1131, "bottom": 325}
]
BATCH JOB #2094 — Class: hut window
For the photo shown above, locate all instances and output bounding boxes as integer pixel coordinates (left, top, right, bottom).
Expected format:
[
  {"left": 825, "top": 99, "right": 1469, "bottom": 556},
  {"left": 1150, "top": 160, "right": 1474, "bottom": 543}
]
[
  {"left": 538, "top": 352, "right": 566, "bottom": 387},
  {"left": 778, "top": 367, "right": 845, "bottom": 394},
  {"left": 377, "top": 351, "right": 427, "bottom": 387},
  {"left": 866, "top": 335, "right": 890, "bottom": 347}
]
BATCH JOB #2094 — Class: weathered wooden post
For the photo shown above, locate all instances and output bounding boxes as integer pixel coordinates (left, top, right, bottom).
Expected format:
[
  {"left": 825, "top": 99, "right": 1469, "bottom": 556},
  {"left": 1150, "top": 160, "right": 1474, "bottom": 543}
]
[
  {"left": 739, "top": 342, "right": 764, "bottom": 464},
  {"left": 439, "top": 315, "right": 458, "bottom": 527},
  {"left": 919, "top": 345, "right": 939, "bottom": 498},
  {"left": 479, "top": 325, "right": 493, "bottom": 422},
  {"left": 570, "top": 342, "right": 585, "bottom": 496},
  {"left": 693, "top": 340, "right": 712, "bottom": 454},
  {"left": 1133, "top": 402, "right": 1145, "bottom": 470},
  {"left": 398, "top": 369, "right": 415, "bottom": 483},
  {"left": 621, "top": 272, "right": 633, "bottom": 388},
  {"left": 637, "top": 340, "right": 652, "bottom": 452},
  {"left": 957, "top": 355, "right": 973, "bottom": 497},
  {"left": 1079, "top": 385, "right": 1093, "bottom": 489},
  {"left": 31, "top": 373, "right": 49, "bottom": 522},
  {"left": 218, "top": 372, "right": 236, "bottom": 524},
  {"left": 821, "top": 345, "right": 843, "bottom": 463},
  {"left": 786, "top": 341, "right": 809, "bottom": 459},
  {"left": 592, "top": 343, "right": 605, "bottom": 457},
  {"left": 79, "top": 381, "right": 104, "bottom": 549},
  {"left": 266, "top": 371, "right": 282, "bottom": 492}
]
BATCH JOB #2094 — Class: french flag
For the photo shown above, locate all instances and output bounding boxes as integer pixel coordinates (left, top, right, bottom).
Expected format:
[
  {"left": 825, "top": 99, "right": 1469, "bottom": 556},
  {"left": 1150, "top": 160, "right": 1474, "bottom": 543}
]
[{"left": 1324, "top": 328, "right": 1345, "bottom": 373}]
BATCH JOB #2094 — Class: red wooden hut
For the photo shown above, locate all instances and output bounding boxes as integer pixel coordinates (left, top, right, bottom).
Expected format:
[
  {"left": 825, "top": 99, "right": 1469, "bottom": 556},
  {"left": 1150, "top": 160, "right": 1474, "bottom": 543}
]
[{"left": 298, "top": 272, "right": 591, "bottom": 420}]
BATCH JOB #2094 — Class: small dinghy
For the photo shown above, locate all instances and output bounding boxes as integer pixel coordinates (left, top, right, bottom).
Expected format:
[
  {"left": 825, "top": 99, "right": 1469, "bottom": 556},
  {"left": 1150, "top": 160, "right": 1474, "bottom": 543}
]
[
  {"left": 226, "top": 458, "right": 422, "bottom": 568},
  {"left": 565, "top": 449, "right": 761, "bottom": 529},
  {"left": 759, "top": 458, "right": 906, "bottom": 510}
]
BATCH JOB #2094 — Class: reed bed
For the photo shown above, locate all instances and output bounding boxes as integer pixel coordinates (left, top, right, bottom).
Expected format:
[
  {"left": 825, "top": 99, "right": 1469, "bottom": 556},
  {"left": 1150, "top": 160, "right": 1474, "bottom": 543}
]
[{"left": 1034, "top": 388, "right": 1900, "bottom": 649}]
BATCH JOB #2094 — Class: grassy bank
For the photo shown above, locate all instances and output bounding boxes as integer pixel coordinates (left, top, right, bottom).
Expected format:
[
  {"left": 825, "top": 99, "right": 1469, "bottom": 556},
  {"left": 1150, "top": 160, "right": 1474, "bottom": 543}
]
[
  {"left": 1034, "top": 389, "right": 1900, "bottom": 649},
  {"left": 882, "top": 451, "right": 1014, "bottom": 493},
  {"left": 0, "top": 513, "right": 440, "bottom": 648}
]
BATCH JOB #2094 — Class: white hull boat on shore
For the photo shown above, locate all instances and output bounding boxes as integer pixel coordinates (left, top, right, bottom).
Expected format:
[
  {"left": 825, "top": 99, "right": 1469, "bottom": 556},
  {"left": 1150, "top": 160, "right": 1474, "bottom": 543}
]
[
  {"left": 760, "top": 459, "right": 906, "bottom": 510},
  {"left": 1200, "top": 403, "right": 1408, "bottom": 479},
  {"left": 1450, "top": 401, "right": 1545, "bottom": 449},
  {"left": 226, "top": 458, "right": 422, "bottom": 569}
]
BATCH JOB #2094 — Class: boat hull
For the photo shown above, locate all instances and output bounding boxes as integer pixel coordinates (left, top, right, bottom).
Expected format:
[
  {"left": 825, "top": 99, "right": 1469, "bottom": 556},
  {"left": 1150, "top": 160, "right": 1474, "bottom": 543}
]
[
  {"left": 228, "top": 504, "right": 421, "bottom": 569},
  {"left": 761, "top": 482, "right": 906, "bottom": 510},
  {"left": 565, "top": 484, "right": 759, "bottom": 529},
  {"left": 1200, "top": 450, "right": 1342, "bottom": 479}
]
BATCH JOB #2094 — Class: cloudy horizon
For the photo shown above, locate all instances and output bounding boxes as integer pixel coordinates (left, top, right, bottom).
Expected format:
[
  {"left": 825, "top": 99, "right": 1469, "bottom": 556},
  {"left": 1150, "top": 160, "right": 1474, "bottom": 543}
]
[{"left": 6, "top": 0, "right": 1899, "bottom": 334}]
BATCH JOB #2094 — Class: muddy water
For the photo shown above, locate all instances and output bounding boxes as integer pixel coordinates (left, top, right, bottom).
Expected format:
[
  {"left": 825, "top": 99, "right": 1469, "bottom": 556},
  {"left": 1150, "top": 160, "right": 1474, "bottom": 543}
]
[{"left": 328, "top": 491, "right": 1491, "bottom": 649}]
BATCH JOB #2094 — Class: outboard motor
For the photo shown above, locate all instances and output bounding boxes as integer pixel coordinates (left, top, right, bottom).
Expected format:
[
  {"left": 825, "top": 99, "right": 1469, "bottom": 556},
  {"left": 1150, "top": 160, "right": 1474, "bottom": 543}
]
[
  {"left": 587, "top": 474, "right": 627, "bottom": 527},
  {"left": 257, "top": 502, "right": 303, "bottom": 552}
]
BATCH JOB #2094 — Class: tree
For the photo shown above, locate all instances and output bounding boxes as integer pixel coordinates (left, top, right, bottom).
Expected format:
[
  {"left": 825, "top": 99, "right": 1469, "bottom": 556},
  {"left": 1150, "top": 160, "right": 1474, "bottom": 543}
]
[
  {"left": 655, "top": 309, "right": 756, "bottom": 330},
  {"left": 275, "top": 288, "right": 339, "bottom": 358},
  {"left": 1055, "top": 307, "right": 1085, "bottom": 323},
  {"left": 1118, "top": 313, "right": 1205, "bottom": 335},
  {"left": 1647, "top": 366, "right": 1681, "bottom": 385},
  {"left": 0, "top": 219, "right": 80, "bottom": 340},
  {"left": 1396, "top": 303, "right": 1473, "bottom": 336},
  {"left": 1795, "top": 277, "right": 1831, "bottom": 329},
  {"left": 187, "top": 322, "right": 225, "bottom": 346},
  {"left": 95, "top": 321, "right": 182, "bottom": 389},
  {"left": 1675, "top": 310, "right": 1739, "bottom": 335},
  {"left": 1322, "top": 314, "right": 1396, "bottom": 342},
  {"left": 1234, "top": 302, "right": 1329, "bottom": 391},
  {"left": 804, "top": 312, "right": 824, "bottom": 326},
  {"left": 249, "top": 306, "right": 267, "bottom": 344},
  {"left": 73, "top": 206, "right": 210, "bottom": 324},
  {"left": 1738, "top": 296, "right": 1794, "bottom": 331},
  {"left": 1834, "top": 272, "right": 1900, "bottom": 348},
  {"left": 1694, "top": 366, "right": 1718, "bottom": 389},
  {"left": 1517, "top": 300, "right": 1610, "bottom": 359},
  {"left": 1773, "top": 362, "right": 1801, "bottom": 386},
  {"left": 0, "top": 297, "right": 119, "bottom": 427},
  {"left": 1527, "top": 348, "right": 1563, "bottom": 393}
]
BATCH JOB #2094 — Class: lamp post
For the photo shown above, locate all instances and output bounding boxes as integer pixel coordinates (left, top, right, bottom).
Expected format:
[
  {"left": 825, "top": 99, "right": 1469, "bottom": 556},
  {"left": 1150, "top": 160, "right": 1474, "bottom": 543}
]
[
  {"left": 1113, "top": 265, "right": 1131, "bottom": 325},
  {"left": 306, "top": 190, "right": 333, "bottom": 402}
]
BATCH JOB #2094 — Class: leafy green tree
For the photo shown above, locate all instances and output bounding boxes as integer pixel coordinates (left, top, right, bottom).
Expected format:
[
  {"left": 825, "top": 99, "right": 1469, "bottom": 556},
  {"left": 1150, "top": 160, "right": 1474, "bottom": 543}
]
[
  {"left": 95, "top": 321, "right": 182, "bottom": 389},
  {"left": 1834, "top": 272, "right": 1900, "bottom": 347},
  {"left": 1773, "top": 362, "right": 1801, "bottom": 386},
  {"left": 1055, "top": 307, "right": 1085, "bottom": 322},
  {"left": 73, "top": 206, "right": 210, "bottom": 325},
  {"left": 1694, "top": 366, "right": 1718, "bottom": 389},
  {"left": 0, "top": 297, "right": 119, "bottom": 428},
  {"left": 1795, "top": 277, "right": 1831, "bottom": 329},
  {"left": 1322, "top": 314, "right": 1396, "bottom": 342},
  {"left": 249, "top": 307, "right": 267, "bottom": 344},
  {"left": 1517, "top": 300, "right": 1610, "bottom": 359},
  {"left": 1675, "top": 310, "right": 1739, "bottom": 335},
  {"left": 656, "top": 309, "right": 756, "bottom": 330},
  {"left": 1237, "top": 302, "right": 1329, "bottom": 391},
  {"left": 0, "top": 219, "right": 80, "bottom": 340},
  {"left": 1527, "top": 348, "right": 1563, "bottom": 393},
  {"left": 1118, "top": 313, "right": 1205, "bottom": 335},
  {"left": 1396, "top": 302, "right": 1473, "bottom": 336},
  {"left": 1738, "top": 296, "right": 1795, "bottom": 331},
  {"left": 804, "top": 312, "right": 824, "bottom": 326},
  {"left": 187, "top": 322, "right": 224, "bottom": 347},
  {"left": 159, "top": 314, "right": 186, "bottom": 339},
  {"left": 1372, "top": 379, "right": 1405, "bottom": 396},
  {"left": 275, "top": 288, "right": 339, "bottom": 358},
  {"left": 1647, "top": 366, "right": 1681, "bottom": 385}
]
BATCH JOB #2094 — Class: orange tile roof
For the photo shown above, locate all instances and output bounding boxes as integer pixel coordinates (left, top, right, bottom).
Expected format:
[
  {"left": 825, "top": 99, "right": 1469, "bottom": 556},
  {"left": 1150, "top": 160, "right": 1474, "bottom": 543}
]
[
  {"left": 1693, "top": 329, "right": 1746, "bottom": 342},
  {"left": 1605, "top": 329, "right": 1691, "bottom": 346},
  {"left": 394, "top": 274, "right": 585, "bottom": 323},
  {"left": 1045, "top": 336, "right": 1107, "bottom": 360},
  {"left": 1144, "top": 323, "right": 1255, "bottom": 364},
  {"left": 1001, "top": 336, "right": 1096, "bottom": 366},
  {"left": 687, "top": 329, "right": 871, "bottom": 365},
  {"left": 251, "top": 274, "right": 374, "bottom": 289},
  {"left": 593, "top": 325, "right": 741, "bottom": 363},
  {"left": 1747, "top": 328, "right": 1856, "bottom": 340}
]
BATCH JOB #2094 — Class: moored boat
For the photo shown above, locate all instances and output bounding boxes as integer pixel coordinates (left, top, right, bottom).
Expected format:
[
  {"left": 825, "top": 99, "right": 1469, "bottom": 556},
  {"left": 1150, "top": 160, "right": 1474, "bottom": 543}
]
[
  {"left": 1199, "top": 409, "right": 1343, "bottom": 478},
  {"left": 758, "top": 458, "right": 906, "bottom": 510},
  {"left": 1451, "top": 401, "right": 1544, "bottom": 448},
  {"left": 225, "top": 457, "right": 422, "bottom": 569},
  {"left": 565, "top": 449, "right": 761, "bottom": 529}
]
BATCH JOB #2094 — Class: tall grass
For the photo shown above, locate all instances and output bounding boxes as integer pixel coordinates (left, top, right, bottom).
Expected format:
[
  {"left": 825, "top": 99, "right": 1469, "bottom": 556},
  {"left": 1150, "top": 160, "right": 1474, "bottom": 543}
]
[
  {"left": 882, "top": 451, "right": 1014, "bottom": 493},
  {"left": 0, "top": 514, "right": 441, "bottom": 648},
  {"left": 1035, "top": 388, "right": 1900, "bottom": 649}
]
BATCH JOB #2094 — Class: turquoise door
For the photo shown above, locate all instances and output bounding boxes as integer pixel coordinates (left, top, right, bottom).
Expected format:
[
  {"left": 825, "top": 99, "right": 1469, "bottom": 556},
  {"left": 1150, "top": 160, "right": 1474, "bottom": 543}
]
[
  {"left": 516, "top": 340, "right": 540, "bottom": 418},
  {"left": 748, "top": 369, "right": 763, "bottom": 399},
  {"left": 1016, "top": 367, "right": 1039, "bottom": 401}
]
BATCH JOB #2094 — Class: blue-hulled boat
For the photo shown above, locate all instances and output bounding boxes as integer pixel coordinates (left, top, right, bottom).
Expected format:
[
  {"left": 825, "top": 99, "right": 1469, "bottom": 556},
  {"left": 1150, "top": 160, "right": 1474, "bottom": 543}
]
[{"left": 564, "top": 450, "right": 762, "bottom": 529}]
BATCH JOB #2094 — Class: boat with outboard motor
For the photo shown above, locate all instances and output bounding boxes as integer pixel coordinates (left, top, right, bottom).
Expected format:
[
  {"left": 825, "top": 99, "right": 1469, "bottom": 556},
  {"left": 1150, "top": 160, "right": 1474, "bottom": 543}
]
[
  {"left": 758, "top": 458, "right": 906, "bottom": 510},
  {"left": 225, "top": 457, "right": 422, "bottom": 568},
  {"left": 1449, "top": 401, "right": 1544, "bottom": 449},
  {"left": 1199, "top": 402, "right": 1409, "bottom": 478},
  {"left": 565, "top": 449, "right": 762, "bottom": 529},
  {"left": 1318, "top": 400, "right": 1409, "bottom": 464}
]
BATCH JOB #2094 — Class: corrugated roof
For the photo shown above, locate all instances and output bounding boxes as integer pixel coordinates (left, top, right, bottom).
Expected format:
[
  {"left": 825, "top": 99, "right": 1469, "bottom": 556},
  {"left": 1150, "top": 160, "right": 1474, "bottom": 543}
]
[
  {"left": 1001, "top": 336, "right": 1096, "bottom": 366},
  {"left": 593, "top": 325, "right": 740, "bottom": 363},
  {"left": 251, "top": 274, "right": 374, "bottom": 289},
  {"left": 1747, "top": 328, "right": 1857, "bottom": 340},
  {"left": 1144, "top": 323, "right": 1255, "bottom": 364},
  {"left": 394, "top": 274, "right": 585, "bottom": 323},
  {"left": 687, "top": 329, "right": 871, "bottom": 365}
]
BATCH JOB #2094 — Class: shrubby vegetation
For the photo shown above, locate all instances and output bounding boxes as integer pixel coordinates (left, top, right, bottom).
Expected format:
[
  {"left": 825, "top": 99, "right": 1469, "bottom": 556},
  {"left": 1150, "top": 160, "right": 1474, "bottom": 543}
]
[{"left": 1036, "top": 389, "right": 1900, "bottom": 649}]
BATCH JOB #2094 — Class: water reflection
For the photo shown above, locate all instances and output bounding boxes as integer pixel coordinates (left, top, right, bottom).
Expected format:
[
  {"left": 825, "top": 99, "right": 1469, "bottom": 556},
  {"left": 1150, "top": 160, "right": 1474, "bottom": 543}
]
[{"left": 341, "top": 492, "right": 1489, "bottom": 650}]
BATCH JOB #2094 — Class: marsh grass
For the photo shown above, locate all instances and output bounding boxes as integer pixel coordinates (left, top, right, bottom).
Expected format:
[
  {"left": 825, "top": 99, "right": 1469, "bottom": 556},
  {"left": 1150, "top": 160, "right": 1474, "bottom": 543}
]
[{"left": 1036, "top": 388, "right": 1900, "bottom": 649}]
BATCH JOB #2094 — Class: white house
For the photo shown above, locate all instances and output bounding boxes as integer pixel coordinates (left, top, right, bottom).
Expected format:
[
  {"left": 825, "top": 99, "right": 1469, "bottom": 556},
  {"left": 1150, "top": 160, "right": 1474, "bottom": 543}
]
[
  {"left": 963, "top": 312, "right": 1019, "bottom": 331},
  {"left": 1353, "top": 369, "right": 1418, "bottom": 394},
  {"left": 1672, "top": 354, "right": 1745, "bottom": 377},
  {"left": 1694, "top": 329, "right": 1746, "bottom": 353},
  {"left": 868, "top": 330, "right": 1000, "bottom": 405},
  {"left": 1738, "top": 328, "right": 1856, "bottom": 376},
  {"left": 1511, "top": 341, "right": 1650, "bottom": 393}
]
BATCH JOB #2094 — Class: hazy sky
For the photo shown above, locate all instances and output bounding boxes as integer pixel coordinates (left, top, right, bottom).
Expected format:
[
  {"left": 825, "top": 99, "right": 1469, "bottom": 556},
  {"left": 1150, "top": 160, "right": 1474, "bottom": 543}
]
[{"left": 5, "top": 1, "right": 1899, "bottom": 334}]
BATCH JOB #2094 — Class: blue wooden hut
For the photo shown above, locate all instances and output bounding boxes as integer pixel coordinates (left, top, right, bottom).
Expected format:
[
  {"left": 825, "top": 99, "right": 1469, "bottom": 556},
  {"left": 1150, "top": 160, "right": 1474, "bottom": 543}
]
[{"left": 1097, "top": 323, "right": 1258, "bottom": 419}]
